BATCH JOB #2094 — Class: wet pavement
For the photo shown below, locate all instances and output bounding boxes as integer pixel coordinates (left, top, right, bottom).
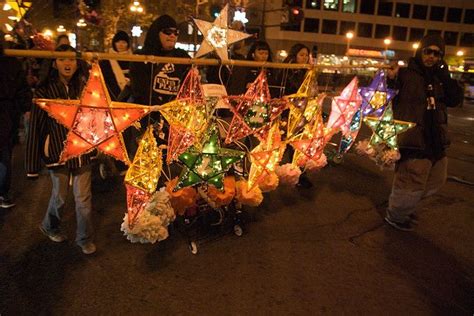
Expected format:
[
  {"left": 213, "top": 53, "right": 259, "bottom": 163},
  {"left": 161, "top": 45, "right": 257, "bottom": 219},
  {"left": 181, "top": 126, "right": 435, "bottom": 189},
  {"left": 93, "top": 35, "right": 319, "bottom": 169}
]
[{"left": 1, "top": 101, "right": 473, "bottom": 314}]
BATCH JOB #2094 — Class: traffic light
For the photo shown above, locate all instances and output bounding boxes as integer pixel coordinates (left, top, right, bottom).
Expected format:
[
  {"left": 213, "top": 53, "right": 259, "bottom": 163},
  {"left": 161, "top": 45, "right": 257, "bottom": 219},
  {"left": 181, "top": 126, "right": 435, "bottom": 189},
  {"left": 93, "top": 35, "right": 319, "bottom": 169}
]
[{"left": 288, "top": 6, "right": 304, "bottom": 25}]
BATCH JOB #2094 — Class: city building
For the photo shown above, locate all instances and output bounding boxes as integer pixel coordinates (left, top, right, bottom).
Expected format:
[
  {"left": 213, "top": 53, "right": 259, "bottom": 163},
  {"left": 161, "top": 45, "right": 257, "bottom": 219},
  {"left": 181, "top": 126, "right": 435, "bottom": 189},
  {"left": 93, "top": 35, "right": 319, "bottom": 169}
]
[{"left": 262, "top": 0, "right": 473, "bottom": 61}]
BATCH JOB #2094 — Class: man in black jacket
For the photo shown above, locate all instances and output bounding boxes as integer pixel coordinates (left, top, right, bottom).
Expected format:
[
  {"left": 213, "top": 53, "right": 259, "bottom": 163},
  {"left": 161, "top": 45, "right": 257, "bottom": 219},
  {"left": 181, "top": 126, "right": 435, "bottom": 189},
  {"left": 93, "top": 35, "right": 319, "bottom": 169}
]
[{"left": 384, "top": 34, "right": 463, "bottom": 231}]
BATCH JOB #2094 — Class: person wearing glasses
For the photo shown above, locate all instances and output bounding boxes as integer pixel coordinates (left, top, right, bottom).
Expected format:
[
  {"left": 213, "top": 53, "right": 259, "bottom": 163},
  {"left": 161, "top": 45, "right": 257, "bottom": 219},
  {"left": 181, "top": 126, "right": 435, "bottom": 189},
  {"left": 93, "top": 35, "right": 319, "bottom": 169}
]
[
  {"left": 384, "top": 34, "right": 463, "bottom": 231},
  {"left": 129, "top": 15, "right": 190, "bottom": 129}
]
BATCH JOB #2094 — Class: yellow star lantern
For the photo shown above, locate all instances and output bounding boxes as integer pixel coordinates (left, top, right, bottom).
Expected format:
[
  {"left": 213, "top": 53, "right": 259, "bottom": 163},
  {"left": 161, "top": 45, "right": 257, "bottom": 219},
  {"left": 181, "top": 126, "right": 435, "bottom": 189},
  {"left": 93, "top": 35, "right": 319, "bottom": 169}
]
[
  {"left": 125, "top": 126, "right": 162, "bottom": 194},
  {"left": 248, "top": 122, "right": 285, "bottom": 190},
  {"left": 290, "top": 107, "right": 327, "bottom": 167},
  {"left": 35, "top": 63, "right": 151, "bottom": 164},
  {"left": 363, "top": 103, "right": 416, "bottom": 150},
  {"left": 286, "top": 69, "right": 324, "bottom": 138},
  {"left": 158, "top": 68, "right": 217, "bottom": 162},
  {"left": 193, "top": 4, "right": 253, "bottom": 61}
]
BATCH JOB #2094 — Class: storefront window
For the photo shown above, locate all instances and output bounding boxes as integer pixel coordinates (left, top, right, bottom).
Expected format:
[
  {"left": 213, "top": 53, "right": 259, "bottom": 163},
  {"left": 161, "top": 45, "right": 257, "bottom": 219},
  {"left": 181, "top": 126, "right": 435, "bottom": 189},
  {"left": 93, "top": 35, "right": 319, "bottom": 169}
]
[
  {"left": 323, "top": 0, "right": 339, "bottom": 11},
  {"left": 342, "top": 0, "right": 357, "bottom": 13},
  {"left": 306, "top": 0, "right": 321, "bottom": 9}
]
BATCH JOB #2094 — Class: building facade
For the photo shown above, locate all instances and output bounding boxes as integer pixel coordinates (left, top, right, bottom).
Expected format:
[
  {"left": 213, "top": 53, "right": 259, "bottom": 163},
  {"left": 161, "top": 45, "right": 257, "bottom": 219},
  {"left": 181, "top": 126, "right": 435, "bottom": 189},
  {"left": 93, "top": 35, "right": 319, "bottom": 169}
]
[{"left": 262, "top": 0, "right": 474, "bottom": 60}]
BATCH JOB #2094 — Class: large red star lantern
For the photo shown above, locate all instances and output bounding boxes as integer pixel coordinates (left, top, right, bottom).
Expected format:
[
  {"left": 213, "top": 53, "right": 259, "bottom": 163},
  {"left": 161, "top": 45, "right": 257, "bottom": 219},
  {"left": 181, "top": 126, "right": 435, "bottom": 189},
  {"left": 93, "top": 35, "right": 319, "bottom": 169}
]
[
  {"left": 225, "top": 70, "right": 287, "bottom": 144},
  {"left": 35, "top": 63, "right": 151, "bottom": 163}
]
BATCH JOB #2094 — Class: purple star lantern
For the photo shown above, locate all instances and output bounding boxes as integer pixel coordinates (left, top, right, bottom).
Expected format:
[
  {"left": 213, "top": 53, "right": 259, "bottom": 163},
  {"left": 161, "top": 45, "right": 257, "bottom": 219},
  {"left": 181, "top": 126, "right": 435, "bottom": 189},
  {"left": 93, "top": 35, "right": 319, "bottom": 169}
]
[{"left": 359, "top": 70, "right": 397, "bottom": 117}]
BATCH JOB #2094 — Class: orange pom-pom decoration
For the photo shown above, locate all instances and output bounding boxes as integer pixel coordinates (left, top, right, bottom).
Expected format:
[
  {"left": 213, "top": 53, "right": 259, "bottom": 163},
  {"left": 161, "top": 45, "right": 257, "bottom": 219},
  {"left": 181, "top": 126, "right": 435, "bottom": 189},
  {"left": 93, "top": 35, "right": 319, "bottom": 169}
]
[
  {"left": 258, "top": 172, "right": 279, "bottom": 192},
  {"left": 165, "top": 177, "right": 197, "bottom": 215},
  {"left": 206, "top": 176, "right": 236, "bottom": 207},
  {"left": 235, "top": 180, "right": 263, "bottom": 207}
]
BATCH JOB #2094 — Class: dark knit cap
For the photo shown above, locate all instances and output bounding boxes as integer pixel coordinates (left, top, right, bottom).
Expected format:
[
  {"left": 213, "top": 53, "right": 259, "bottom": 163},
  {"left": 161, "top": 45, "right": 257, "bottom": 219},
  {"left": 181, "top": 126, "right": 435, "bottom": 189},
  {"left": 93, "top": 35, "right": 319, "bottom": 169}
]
[
  {"left": 143, "top": 15, "right": 178, "bottom": 55},
  {"left": 112, "top": 30, "right": 130, "bottom": 51},
  {"left": 420, "top": 34, "right": 445, "bottom": 53}
]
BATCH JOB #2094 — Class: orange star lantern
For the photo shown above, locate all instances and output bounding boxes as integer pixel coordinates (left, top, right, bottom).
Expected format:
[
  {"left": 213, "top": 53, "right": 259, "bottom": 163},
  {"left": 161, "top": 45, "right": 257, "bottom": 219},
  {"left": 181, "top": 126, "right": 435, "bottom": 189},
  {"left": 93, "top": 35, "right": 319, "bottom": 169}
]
[
  {"left": 247, "top": 122, "right": 285, "bottom": 190},
  {"left": 35, "top": 63, "right": 151, "bottom": 163},
  {"left": 290, "top": 107, "right": 327, "bottom": 167}
]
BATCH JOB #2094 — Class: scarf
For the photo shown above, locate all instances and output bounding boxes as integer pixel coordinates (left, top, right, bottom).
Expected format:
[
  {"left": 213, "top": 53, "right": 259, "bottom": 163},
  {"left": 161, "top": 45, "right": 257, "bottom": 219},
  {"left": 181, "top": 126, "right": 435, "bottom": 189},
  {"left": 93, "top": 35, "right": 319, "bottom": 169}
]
[{"left": 108, "top": 48, "right": 130, "bottom": 91}]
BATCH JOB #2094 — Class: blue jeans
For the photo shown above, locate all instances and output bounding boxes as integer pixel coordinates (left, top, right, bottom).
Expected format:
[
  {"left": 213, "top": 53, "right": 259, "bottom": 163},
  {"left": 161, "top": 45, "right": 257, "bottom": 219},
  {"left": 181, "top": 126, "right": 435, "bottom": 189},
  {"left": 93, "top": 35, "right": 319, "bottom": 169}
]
[{"left": 42, "top": 165, "right": 94, "bottom": 246}]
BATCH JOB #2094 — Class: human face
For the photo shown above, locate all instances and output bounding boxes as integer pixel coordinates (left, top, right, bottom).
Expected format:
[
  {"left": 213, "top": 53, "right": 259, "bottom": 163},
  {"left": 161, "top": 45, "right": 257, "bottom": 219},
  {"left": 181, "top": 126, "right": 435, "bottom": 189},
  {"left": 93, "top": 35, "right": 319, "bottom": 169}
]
[
  {"left": 296, "top": 48, "right": 309, "bottom": 64},
  {"left": 159, "top": 28, "right": 178, "bottom": 51},
  {"left": 253, "top": 49, "right": 269, "bottom": 62},
  {"left": 115, "top": 40, "right": 129, "bottom": 52},
  {"left": 54, "top": 58, "right": 77, "bottom": 82},
  {"left": 421, "top": 45, "right": 442, "bottom": 68}
]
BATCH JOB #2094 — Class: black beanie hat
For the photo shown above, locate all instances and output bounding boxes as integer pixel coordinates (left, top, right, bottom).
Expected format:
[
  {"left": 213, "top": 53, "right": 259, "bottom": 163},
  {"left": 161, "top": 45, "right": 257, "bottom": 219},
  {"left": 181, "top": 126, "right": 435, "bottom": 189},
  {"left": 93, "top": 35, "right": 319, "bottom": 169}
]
[
  {"left": 112, "top": 30, "right": 130, "bottom": 51},
  {"left": 143, "top": 15, "right": 178, "bottom": 55},
  {"left": 419, "top": 34, "right": 445, "bottom": 53}
]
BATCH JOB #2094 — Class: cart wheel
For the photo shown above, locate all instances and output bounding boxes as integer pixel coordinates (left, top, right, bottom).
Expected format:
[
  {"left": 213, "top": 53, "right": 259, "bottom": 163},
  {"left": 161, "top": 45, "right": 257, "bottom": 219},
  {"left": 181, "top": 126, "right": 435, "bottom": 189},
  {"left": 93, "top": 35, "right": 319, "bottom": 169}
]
[
  {"left": 333, "top": 154, "right": 343, "bottom": 164},
  {"left": 233, "top": 225, "right": 243, "bottom": 237},
  {"left": 189, "top": 241, "right": 198, "bottom": 255}
]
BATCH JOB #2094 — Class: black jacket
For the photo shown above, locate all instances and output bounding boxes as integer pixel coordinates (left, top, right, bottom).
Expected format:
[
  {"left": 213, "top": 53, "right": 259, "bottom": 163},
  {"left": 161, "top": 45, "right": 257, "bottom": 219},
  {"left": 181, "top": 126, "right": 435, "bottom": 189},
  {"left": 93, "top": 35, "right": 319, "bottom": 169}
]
[
  {"left": 392, "top": 58, "right": 463, "bottom": 160},
  {"left": 0, "top": 56, "right": 32, "bottom": 149},
  {"left": 26, "top": 80, "right": 96, "bottom": 176},
  {"left": 227, "top": 67, "right": 279, "bottom": 98},
  {"left": 129, "top": 48, "right": 190, "bottom": 120},
  {"left": 99, "top": 59, "right": 130, "bottom": 101}
]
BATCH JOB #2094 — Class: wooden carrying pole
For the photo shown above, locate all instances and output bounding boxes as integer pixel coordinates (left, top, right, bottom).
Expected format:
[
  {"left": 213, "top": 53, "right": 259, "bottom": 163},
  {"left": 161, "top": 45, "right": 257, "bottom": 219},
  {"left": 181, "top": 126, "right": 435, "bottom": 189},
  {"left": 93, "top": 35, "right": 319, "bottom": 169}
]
[{"left": 4, "top": 49, "right": 390, "bottom": 70}]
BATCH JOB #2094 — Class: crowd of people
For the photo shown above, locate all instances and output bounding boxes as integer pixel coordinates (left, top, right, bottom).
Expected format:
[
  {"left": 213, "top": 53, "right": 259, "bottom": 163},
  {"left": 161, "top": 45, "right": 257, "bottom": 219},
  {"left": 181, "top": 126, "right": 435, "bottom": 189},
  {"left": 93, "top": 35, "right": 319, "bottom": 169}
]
[{"left": 0, "top": 14, "right": 462, "bottom": 254}]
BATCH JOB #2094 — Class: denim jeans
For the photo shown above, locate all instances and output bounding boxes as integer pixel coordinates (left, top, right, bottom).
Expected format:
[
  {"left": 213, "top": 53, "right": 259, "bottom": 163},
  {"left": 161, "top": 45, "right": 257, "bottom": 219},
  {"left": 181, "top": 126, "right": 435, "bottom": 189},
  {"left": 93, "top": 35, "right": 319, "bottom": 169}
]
[
  {"left": 42, "top": 164, "right": 94, "bottom": 246},
  {"left": 387, "top": 157, "right": 448, "bottom": 223},
  {"left": 0, "top": 144, "right": 12, "bottom": 198}
]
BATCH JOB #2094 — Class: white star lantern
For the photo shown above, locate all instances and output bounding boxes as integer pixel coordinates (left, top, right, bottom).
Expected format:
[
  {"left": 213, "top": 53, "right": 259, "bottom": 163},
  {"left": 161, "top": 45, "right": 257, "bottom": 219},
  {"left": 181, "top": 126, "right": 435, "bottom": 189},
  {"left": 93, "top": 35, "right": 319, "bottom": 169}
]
[{"left": 193, "top": 4, "right": 252, "bottom": 61}]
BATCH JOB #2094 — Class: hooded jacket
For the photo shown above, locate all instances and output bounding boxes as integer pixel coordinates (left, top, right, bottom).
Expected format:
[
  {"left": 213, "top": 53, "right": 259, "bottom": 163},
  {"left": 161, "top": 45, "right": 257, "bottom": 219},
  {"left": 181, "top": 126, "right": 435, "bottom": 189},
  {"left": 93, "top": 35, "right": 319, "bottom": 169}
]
[
  {"left": 392, "top": 54, "right": 462, "bottom": 161},
  {"left": 129, "top": 15, "right": 190, "bottom": 119}
]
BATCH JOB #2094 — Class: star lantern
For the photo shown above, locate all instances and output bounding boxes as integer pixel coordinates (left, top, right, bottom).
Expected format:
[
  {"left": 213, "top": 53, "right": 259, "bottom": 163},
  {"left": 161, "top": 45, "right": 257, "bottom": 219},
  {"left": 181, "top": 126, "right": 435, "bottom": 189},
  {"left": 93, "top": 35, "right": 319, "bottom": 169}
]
[
  {"left": 338, "top": 108, "right": 362, "bottom": 154},
  {"left": 125, "top": 184, "right": 151, "bottom": 229},
  {"left": 225, "top": 70, "right": 287, "bottom": 143},
  {"left": 175, "top": 126, "right": 245, "bottom": 191},
  {"left": 35, "top": 63, "right": 151, "bottom": 163},
  {"left": 363, "top": 103, "right": 415, "bottom": 150},
  {"left": 286, "top": 69, "right": 322, "bottom": 138},
  {"left": 359, "top": 70, "right": 397, "bottom": 117},
  {"left": 125, "top": 126, "right": 162, "bottom": 194},
  {"left": 193, "top": 4, "right": 252, "bottom": 61},
  {"left": 326, "top": 76, "right": 362, "bottom": 136},
  {"left": 290, "top": 107, "right": 327, "bottom": 167},
  {"left": 247, "top": 122, "right": 285, "bottom": 190},
  {"left": 158, "top": 68, "right": 217, "bottom": 162}
]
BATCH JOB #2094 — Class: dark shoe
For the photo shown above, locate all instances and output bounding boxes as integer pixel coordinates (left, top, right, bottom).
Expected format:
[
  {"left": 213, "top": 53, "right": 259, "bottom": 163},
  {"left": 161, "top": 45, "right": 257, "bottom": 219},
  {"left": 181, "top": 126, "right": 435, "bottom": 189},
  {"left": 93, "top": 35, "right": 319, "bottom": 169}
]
[
  {"left": 409, "top": 213, "right": 419, "bottom": 225},
  {"left": 384, "top": 215, "right": 414, "bottom": 231},
  {"left": 297, "top": 175, "right": 313, "bottom": 188},
  {"left": 0, "top": 196, "right": 15, "bottom": 209},
  {"left": 79, "top": 242, "right": 96, "bottom": 255},
  {"left": 39, "top": 225, "right": 67, "bottom": 242}
]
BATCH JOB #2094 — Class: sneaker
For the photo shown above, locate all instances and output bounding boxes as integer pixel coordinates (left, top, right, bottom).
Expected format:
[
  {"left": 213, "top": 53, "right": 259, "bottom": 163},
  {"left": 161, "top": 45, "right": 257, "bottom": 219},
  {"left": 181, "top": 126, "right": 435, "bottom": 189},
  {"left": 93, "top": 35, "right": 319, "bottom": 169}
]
[
  {"left": 296, "top": 175, "right": 313, "bottom": 188},
  {"left": 0, "top": 196, "right": 15, "bottom": 209},
  {"left": 79, "top": 242, "right": 96, "bottom": 255},
  {"left": 384, "top": 215, "right": 414, "bottom": 231},
  {"left": 39, "top": 225, "right": 67, "bottom": 242},
  {"left": 409, "top": 213, "right": 419, "bottom": 225}
]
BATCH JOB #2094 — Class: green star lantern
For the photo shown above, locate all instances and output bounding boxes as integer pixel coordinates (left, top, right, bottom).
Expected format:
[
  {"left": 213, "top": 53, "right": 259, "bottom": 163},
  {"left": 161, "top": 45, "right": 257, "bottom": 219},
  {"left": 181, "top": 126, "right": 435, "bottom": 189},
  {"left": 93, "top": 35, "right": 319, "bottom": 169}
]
[
  {"left": 175, "top": 126, "right": 245, "bottom": 191},
  {"left": 363, "top": 103, "right": 415, "bottom": 150}
]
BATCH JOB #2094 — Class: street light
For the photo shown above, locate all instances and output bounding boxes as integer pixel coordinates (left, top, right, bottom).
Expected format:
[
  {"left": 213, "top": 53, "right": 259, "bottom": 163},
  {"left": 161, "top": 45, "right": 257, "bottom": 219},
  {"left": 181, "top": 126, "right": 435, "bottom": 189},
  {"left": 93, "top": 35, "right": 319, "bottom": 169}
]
[
  {"left": 412, "top": 42, "right": 419, "bottom": 57},
  {"left": 129, "top": 1, "right": 144, "bottom": 49},
  {"left": 345, "top": 31, "right": 354, "bottom": 56},
  {"left": 57, "top": 25, "right": 66, "bottom": 33},
  {"left": 456, "top": 50, "right": 464, "bottom": 57},
  {"left": 383, "top": 38, "right": 391, "bottom": 60}
]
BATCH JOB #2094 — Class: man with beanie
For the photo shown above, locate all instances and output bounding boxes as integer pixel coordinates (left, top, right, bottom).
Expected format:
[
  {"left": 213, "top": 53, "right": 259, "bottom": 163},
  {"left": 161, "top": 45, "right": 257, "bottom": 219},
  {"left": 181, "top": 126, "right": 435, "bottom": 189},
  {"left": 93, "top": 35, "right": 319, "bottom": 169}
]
[{"left": 384, "top": 34, "right": 463, "bottom": 231}]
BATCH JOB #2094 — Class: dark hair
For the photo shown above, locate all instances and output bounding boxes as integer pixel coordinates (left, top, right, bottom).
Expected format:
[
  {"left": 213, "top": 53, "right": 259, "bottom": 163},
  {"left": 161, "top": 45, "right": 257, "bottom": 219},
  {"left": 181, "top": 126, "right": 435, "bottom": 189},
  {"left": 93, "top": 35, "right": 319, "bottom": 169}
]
[
  {"left": 38, "top": 44, "right": 88, "bottom": 87},
  {"left": 112, "top": 30, "right": 130, "bottom": 51},
  {"left": 246, "top": 40, "right": 273, "bottom": 62},
  {"left": 284, "top": 43, "right": 309, "bottom": 64},
  {"left": 56, "top": 34, "right": 70, "bottom": 45}
]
